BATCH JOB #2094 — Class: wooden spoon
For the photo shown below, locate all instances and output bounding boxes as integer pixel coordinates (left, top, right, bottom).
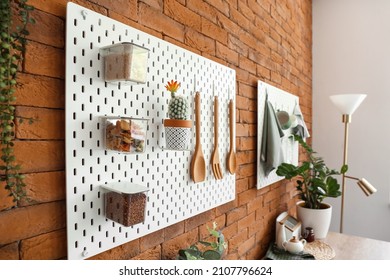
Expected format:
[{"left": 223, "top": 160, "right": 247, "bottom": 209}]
[
  {"left": 226, "top": 99, "right": 237, "bottom": 174},
  {"left": 190, "top": 92, "right": 206, "bottom": 183}
]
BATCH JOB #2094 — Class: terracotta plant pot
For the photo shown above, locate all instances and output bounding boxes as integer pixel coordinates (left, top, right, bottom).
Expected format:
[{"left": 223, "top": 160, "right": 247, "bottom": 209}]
[
  {"left": 296, "top": 201, "right": 332, "bottom": 239},
  {"left": 163, "top": 119, "right": 193, "bottom": 150}
]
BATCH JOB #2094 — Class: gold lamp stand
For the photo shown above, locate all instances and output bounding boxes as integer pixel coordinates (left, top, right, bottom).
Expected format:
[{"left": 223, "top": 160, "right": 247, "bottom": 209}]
[{"left": 330, "top": 94, "right": 377, "bottom": 234}]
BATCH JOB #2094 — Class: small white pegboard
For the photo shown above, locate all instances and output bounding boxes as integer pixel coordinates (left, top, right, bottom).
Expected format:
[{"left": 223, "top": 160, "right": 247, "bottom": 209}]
[
  {"left": 256, "top": 81, "right": 299, "bottom": 189},
  {"left": 65, "top": 3, "right": 235, "bottom": 260}
]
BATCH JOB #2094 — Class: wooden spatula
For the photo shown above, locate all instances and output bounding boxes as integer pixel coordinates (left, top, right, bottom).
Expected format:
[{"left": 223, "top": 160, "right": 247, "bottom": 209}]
[
  {"left": 190, "top": 92, "right": 206, "bottom": 183},
  {"left": 226, "top": 99, "right": 237, "bottom": 174}
]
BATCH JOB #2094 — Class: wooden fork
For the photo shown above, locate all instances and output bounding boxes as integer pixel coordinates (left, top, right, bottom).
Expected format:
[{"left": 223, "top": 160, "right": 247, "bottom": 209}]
[{"left": 211, "top": 96, "right": 223, "bottom": 180}]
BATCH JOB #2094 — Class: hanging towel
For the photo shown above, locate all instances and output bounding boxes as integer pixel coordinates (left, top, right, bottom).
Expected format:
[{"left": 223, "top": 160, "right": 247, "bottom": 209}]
[
  {"left": 292, "top": 101, "right": 310, "bottom": 138},
  {"left": 260, "top": 93, "right": 285, "bottom": 176}
]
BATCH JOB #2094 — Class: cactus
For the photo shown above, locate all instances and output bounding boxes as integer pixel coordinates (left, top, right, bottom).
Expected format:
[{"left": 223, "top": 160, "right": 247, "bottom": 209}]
[{"left": 165, "top": 80, "right": 189, "bottom": 120}]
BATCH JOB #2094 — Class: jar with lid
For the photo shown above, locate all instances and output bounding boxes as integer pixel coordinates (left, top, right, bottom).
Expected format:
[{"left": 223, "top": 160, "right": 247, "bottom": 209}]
[{"left": 304, "top": 227, "right": 315, "bottom": 243}]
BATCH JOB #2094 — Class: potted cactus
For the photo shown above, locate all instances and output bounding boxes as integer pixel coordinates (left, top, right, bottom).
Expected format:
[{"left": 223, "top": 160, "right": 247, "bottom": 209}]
[{"left": 163, "top": 80, "right": 193, "bottom": 150}]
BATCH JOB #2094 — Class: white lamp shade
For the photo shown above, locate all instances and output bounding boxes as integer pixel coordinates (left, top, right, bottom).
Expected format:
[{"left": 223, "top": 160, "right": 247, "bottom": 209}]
[{"left": 329, "top": 94, "right": 367, "bottom": 115}]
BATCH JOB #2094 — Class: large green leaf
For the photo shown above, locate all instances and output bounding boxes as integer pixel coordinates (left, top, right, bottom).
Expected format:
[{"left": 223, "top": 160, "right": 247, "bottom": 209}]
[{"left": 202, "top": 250, "right": 221, "bottom": 260}]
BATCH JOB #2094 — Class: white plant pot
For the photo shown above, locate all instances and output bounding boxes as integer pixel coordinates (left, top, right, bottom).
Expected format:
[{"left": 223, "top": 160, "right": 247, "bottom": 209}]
[
  {"left": 163, "top": 119, "right": 192, "bottom": 150},
  {"left": 296, "top": 201, "right": 332, "bottom": 239}
]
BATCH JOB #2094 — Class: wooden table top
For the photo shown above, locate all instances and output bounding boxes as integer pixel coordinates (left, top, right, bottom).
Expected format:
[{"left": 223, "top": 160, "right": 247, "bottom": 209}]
[{"left": 322, "top": 231, "right": 390, "bottom": 260}]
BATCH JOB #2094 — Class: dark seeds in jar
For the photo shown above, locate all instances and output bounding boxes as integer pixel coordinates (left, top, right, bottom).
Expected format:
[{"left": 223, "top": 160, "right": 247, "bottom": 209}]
[{"left": 105, "top": 191, "right": 147, "bottom": 227}]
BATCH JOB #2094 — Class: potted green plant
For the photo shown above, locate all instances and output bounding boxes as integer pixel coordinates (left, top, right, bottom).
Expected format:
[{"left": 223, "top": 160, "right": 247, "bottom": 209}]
[
  {"left": 276, "top": 135, "right": 347, "bottom": 239},
  {"left": 163, "top": 80, "right": 193, "bottom": 150},
  {"left": 177, "top": 222, "right": 227, "bottom": 260}
]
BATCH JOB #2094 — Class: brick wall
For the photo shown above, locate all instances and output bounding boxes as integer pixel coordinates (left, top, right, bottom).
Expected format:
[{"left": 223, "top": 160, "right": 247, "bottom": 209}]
[{"left": 0, "top": 0, "right": 312, "bottom": 260}]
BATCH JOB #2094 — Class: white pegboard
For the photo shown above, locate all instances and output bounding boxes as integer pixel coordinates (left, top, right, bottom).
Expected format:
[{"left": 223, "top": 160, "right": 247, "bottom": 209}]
[
  {"left": 257, "top": 81, "right": 299, "bottom": 189},
  {"left": 65, "top": 3, "right": 235, "bottom": 260}
]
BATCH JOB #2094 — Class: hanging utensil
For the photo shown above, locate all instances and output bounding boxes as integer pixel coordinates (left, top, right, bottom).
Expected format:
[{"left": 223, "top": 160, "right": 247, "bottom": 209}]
[
  {"left": 190, "top": 91, "right": 206, "bottom": 183},
  {"left": 226, "top": 98, "right": 237, "bottom": 174},
  {"left": 211, "top": 95, "right": 223, "bottom": 180}
]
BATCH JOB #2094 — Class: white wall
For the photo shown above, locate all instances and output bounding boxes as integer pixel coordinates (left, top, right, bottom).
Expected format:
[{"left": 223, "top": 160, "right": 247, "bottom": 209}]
[{"left": 313, "top": 0, "right": 390, "bottom": 241}]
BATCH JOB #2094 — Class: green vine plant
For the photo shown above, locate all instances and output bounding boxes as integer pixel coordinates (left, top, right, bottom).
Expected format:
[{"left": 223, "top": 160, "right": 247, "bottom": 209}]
[{"left": 0, "top": 0, "right": 35, "bottom": 202}]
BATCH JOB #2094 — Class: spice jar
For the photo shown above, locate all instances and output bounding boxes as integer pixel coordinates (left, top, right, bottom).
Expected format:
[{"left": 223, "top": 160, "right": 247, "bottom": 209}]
[
  {"left": 102, "top": 116, "right": 148, "bottom": 154},
  {"left": 304, "top": 227, "right": 315, "bottom": 243},
  {"left": 100, "top": 42, "right": 149, "bottom": 84},
  {"left": 102, "top": 182, "right": 149, "bottom": 227}
]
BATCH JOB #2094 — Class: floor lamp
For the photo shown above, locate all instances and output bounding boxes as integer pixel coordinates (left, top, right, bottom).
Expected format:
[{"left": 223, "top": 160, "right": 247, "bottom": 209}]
[{"left": 329, "top": 94, "right": 377, "bottom": 233}]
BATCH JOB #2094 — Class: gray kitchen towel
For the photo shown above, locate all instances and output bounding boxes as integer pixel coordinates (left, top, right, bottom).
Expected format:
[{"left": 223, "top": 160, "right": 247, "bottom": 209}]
[
  {"left": 260, "top": 94, "right": 284, "bottom": 176},
  {"left": 292, "top": 101, "right": 310, "bottom": 138}
]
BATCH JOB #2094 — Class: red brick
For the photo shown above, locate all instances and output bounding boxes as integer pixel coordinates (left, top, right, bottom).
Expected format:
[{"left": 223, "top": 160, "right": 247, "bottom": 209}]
[
  {"left": 139, "top": 3, "right": 185, "bottom": 42},
  {"left": 216, "top": 200, "right": 237, "bottom": 216},
  {"left": 246, "top": 242, "right": 263, "bottom": 260},
  {"left": 235, "top": 95, "right": 250, "bottom": 111},
  {"left": 238, "top": 0, "right": 257, "bottom": 22},
  {"left": 14, "top": 73, "right": 64, "bottom": 109},
  {"left": 202, "top": 18, "right": 228, "bottom": 45},
  {"left": 236, "top": 178, "right": 249, "bottom": 194},
  {"left": 228, "top": 34, "right": 249, "bottom": 57},
  {"left": 0, "top": 242, "right": 19, "bottom": 260},
  {"left": 139, "top": 0, "right": 163, "bottom": 11},
  {"left": 237, "top": 235, "right": 255, "bottom": 257},
  {"left": 228, "top": 228, "right": 248, "bottom": 253},
  {"left": 239, "top": 55, "right": 257, "bottom": 75},
  {"left": 236, "top": 123, "right": 254, "bottom": 137},
  {"left": 247, "top": 195, "right": 264, "bottom": 214},
  {"left": 235, "top": 67, "right": 250, "bottom": 84},
  {"left": 239, "top": 110, "right": 256, "bottom": 124},
  {"left": 237, "top": 136, "right": 256, "bottom": 151},
  {"left": 236, "top": 163, "right": 256, "bottom": 179},
  {"left": 230, "top": 7, "right": 250, "bottom": 32},
  {"left": 28, "top": 0, "right": 107, "bottom": 18},
  {"left": 161, "top": 228, "right": 198, "bottom": 260},
  {"left": 206, "top": 0, "right": 230, "bottom": 16},
  {"left": 0, "top": 201, "right": 65, "bottom": 244},
  {"left": 15, "top": 107, "right": 65, "bottom": 140},
  {"left": 131, "top": 245, "right": 161, "bottom": 260},
  {"left": 185, "top": 29, "right": 215, "bottom": 56},
  {"left": 226, "top": 205, "right": 246, "bottom": 226},
  {"left": 238, "top": 211, "right": 256, "bottom": 229},
  {"left": 187, "top": 0, "right": 218, "bottom": 24},
  {"left": 219, "top": 14, "right": 241, "bottom": 38},
  {"left": 28, "top": 9, "right": 64, "bottom": 48},
  {"left": 236, "top": 150, "right": 256, "bottom": 166},
  {"left": 264, "top": 188, "right": 282, "bottom": 203},
  {"left": 89, "top": 239, "right": 139, "bottom": 260},
  {"left": 24, "top": 41, "right": 65, "bottom": 79},
  {"left": 185, "top": 209, "right": 215, "bottom": 232},
  {"left": 224, "top": 252, "right": 239, "bottom": 259},
  {"left": 271, "top": 71, "right": 282, "bottom": 85},
  {"left": 164, "top": 221, "right": 184, "bottom": 241},
  {"left": 238, "top": 187, "right": 257, "bottom": 206},
  {"left": 20, "top": 229, "right": 66, "bottom": 259},
  {"left": 239, "top": 29, "right": 259, "bottom": 49},
  {"left": 0, "top": 182, "right": 16, "bottom": 211},
  {"left": 164, "top": 0, "right": 201, "bottom": 31},
  {"left": 140, "top": 229, "right": 164, "bottom": 252},
  {"left": 248, "top": 218, "right": 264, "bottom": 237},
  {"left": 256, "top": 205, "right": 270, "bottom": 220},
  {"left": 13, "top": 141, "right": 65, "bottom": 173},
  {"left": 216, "top": 41, "right": 239, "bottom": 66},
  {"left": 222, "top": 221, "right": 238, "bottom": 241},
  {"left": 22, "top": 171, "right": 65, "bottom": 205},
  {"left": 89, "top": 0, "right": 137, "bottom": 20}
]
